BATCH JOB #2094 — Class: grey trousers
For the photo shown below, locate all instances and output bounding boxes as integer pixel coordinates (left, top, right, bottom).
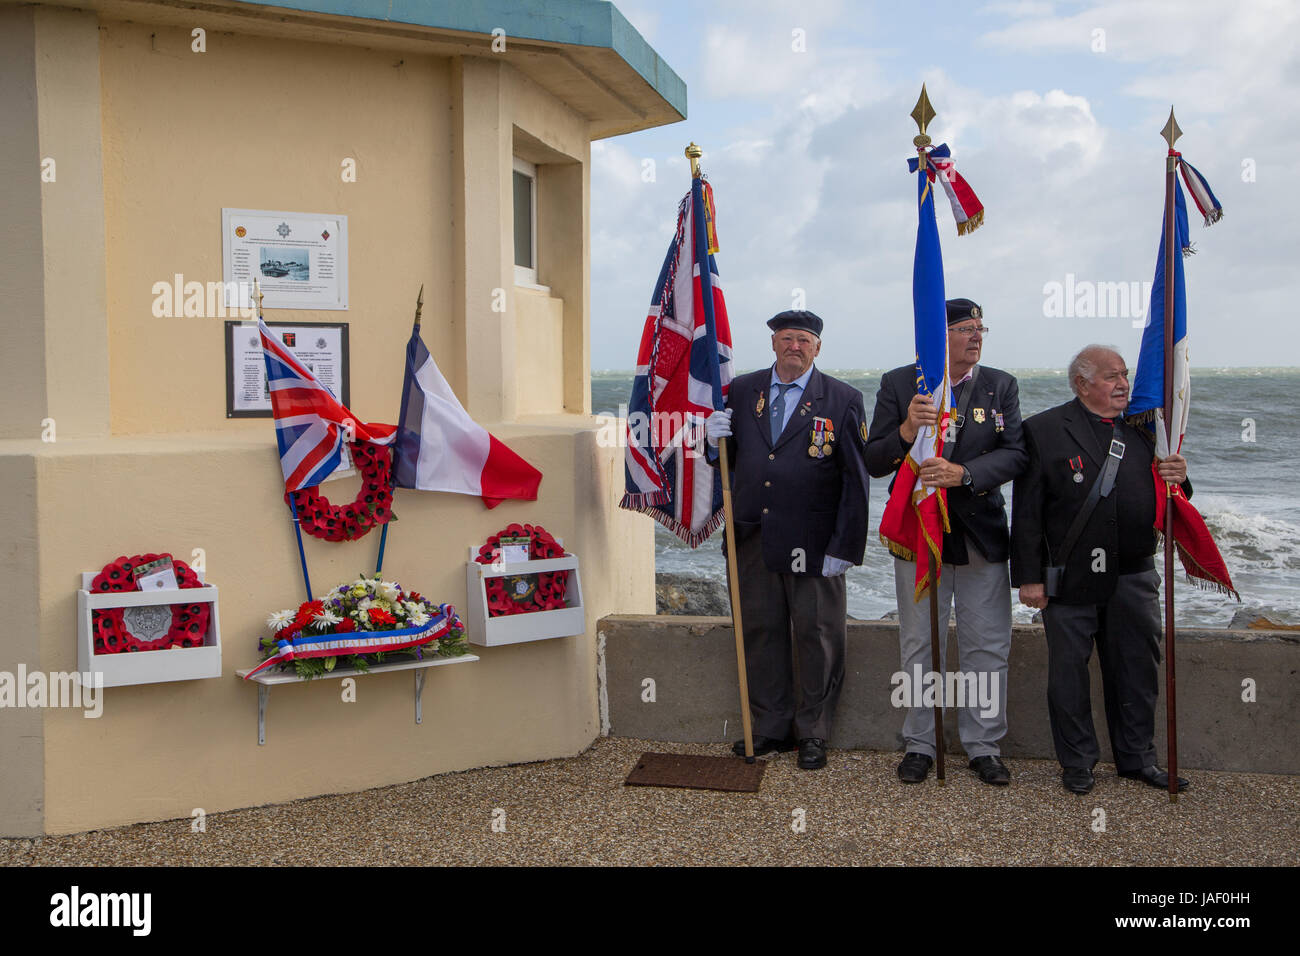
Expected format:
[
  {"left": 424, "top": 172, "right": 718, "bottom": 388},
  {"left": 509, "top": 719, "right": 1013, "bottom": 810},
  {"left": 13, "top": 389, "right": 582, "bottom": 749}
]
[
  {"left": 733, "top": 529, "right": 846, "bottom": 741},
  {"left": 1041, "top": 570, "right": 1162, "bottom": 772},
  {"left": 893, "top": 541, "right": 1011, "bottom": 759}
]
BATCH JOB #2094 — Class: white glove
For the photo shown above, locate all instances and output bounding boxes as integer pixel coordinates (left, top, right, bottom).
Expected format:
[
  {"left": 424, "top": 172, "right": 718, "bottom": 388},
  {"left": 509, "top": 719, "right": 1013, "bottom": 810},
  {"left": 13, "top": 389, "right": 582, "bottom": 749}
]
[
  {"left": 822, "top": 555, "right": 852, "bottom": 577},
  {"left": 705, "top": 408, "right": 733, "bottom": 446}
]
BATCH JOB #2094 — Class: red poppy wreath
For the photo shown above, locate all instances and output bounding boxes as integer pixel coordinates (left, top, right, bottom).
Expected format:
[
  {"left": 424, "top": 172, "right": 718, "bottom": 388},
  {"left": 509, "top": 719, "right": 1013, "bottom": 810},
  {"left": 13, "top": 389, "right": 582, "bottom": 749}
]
[
  {"left": 475, "top": 524, "right": 569, "bottom": 617},
  {"left": 89, "top": 553, "right": 211, "bottom": 654},
  {"left": 285, "top": 441, "right": 396, "bottom": 542}
]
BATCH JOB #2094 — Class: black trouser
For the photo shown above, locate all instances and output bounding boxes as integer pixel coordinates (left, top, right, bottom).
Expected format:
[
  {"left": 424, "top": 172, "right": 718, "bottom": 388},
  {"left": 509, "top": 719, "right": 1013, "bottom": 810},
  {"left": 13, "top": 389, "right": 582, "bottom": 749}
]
[
  {"left": 1041, "top": 570, "right": 1162, "bottom": 772},
  {"left": 732, "top": 528, "right": 846, "bottom": 741}
]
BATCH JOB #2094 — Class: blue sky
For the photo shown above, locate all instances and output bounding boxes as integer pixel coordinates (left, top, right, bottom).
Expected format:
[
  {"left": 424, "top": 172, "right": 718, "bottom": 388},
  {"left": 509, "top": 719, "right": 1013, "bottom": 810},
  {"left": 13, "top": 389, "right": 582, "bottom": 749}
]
[{"left": 588, "top": 0, "right": 1300, "bottom": 370}]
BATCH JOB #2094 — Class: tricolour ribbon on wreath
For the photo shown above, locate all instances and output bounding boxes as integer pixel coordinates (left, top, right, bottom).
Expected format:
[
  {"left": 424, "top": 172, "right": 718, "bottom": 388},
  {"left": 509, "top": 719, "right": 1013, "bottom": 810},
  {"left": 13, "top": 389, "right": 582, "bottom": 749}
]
[{"left": 243, "top": 604, "right": 459, "bottom": 679}]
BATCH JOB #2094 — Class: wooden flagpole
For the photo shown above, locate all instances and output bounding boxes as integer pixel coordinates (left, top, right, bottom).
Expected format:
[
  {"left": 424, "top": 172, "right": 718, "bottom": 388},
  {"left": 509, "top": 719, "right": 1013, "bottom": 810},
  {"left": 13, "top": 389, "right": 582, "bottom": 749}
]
[
  {"left": 912, "top": 86, "right": 946, "bottom": 785},
  {"left": 1160, "top": 107, "right": 1182, "bottom": 803},
  {"left": 688, "top": 142, "right": 755, "bottom": 764}
]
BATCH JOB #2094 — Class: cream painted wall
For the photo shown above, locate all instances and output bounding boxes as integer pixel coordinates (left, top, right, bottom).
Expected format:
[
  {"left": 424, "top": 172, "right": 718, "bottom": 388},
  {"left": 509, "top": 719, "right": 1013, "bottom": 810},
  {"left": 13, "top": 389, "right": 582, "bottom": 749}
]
[
  {"left": 514, "top": 289, "right": 565, "bottom": 415},
  {"left": 3, "top": 8, "right": 657, "bottom": 836},
  {"left": 32, "top": 427, "right": 650, "bottom": 834},
  {"left": 98, "top": 21, "right": 454, "bottom": 436}
]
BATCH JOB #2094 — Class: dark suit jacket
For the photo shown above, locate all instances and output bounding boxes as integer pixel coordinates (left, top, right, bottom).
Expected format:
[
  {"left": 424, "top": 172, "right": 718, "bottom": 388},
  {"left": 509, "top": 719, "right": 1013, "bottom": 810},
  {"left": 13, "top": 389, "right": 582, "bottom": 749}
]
[
  {"left": 866, "top": 363, "right": 1027, "bottom": 563},
  {"left": 717, "top": 366, "right": 870, "bottom": 575},
  {"left": 1010, "top": 398, "right": 1192, "bottom": 605}
]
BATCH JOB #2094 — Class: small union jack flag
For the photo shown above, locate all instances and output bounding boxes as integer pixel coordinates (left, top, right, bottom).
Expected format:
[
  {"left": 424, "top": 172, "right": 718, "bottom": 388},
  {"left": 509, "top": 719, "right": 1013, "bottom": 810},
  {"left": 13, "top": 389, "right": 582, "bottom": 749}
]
[{"left": 259, "top": 319, "right": 394, "bottom": 491}]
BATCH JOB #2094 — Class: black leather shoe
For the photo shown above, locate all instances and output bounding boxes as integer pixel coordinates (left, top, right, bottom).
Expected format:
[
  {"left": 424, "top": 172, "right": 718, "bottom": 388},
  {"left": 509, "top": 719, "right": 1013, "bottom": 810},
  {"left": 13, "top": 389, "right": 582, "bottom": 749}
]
[
  {"left": 1119, "top": 765, "right": 1190, "bottom": 792},
  {"left": 897, "top": 751, "right": 933, "bottom": 783},
  {"left": 969, "top": 755, "right": 1010, "bottom": 785},
  {"left": 1062, "top": 767, "right": 1095, "bottom": 794},
  {"left": 797, "top": 738, "right": 827, "bottom": 770},
  {"left": 732, "top": 735, "right": 796, "bottom": 758}
]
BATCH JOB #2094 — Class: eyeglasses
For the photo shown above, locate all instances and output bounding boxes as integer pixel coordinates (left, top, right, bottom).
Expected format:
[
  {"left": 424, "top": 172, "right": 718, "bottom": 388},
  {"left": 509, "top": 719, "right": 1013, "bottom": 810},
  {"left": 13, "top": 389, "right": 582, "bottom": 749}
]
[{"left": 952, "top": 325, "right": 989, "bottom": 336}]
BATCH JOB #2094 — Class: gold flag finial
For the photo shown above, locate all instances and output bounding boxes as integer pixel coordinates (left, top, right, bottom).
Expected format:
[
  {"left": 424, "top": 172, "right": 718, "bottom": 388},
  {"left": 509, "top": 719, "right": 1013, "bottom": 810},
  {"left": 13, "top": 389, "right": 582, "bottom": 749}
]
[
  {"left": 685, "top": 142, "right": 703, "bottom": 179},
  {"left": 1161, "top": 106, "right": 1182, "bottom": 150},
  {"left": 911, "top": 84, "right": 936, "bottom": 148},
  {"left": 415, "top": 284, "right": 424, "bottom": 324},
  {"left": 252, "top": 277, "right": 264, "bottom": 318}
]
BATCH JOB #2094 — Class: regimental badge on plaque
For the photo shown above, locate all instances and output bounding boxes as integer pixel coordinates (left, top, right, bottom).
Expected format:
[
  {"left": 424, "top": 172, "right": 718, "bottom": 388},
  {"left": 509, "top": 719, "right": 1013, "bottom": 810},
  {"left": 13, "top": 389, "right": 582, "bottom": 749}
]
[{"left": 809, "top": 416, "right": 835, "bottom": 458}]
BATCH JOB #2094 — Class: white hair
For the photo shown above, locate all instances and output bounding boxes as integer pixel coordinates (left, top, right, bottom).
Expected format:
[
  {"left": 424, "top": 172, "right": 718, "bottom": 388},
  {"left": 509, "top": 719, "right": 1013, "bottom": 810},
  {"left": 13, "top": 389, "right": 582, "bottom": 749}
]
[{"left": 1068, "top": 345, "right": 1122, "bottom": 396}]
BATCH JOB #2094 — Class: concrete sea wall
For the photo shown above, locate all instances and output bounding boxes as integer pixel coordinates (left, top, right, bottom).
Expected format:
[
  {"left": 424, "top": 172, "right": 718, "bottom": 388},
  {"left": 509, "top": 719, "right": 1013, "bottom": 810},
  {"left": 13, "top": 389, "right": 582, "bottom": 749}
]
[{"left": 598, "top": 615, "right": 1300, "bottom": 774}]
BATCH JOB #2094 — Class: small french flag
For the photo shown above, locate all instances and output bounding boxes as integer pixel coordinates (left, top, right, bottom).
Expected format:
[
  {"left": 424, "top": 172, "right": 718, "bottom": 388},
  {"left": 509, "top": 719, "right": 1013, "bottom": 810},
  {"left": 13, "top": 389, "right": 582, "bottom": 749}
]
[{"left": 392, "top": 324, "right": 542, "bottom": 508}]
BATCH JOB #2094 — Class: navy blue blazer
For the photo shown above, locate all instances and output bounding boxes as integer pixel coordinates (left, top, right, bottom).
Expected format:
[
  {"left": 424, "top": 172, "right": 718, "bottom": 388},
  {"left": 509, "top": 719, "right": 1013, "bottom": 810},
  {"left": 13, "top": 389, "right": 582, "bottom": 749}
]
[{"left": 717, "top": 366, "right": 870, "bottom": 575}]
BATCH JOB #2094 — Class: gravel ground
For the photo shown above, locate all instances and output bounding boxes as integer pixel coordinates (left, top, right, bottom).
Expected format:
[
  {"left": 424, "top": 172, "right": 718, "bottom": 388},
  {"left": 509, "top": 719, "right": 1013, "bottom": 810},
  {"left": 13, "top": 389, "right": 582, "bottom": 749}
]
[{"left": 3, "top": 737, "right": 1297, "bottom": 866}]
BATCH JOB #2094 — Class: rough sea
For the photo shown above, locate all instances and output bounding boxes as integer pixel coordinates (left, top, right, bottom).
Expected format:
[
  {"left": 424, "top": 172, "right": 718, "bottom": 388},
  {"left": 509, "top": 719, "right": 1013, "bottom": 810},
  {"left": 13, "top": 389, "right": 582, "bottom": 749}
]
[{"left": 593, "top": 368, "right": 1300, "bottom": 627}]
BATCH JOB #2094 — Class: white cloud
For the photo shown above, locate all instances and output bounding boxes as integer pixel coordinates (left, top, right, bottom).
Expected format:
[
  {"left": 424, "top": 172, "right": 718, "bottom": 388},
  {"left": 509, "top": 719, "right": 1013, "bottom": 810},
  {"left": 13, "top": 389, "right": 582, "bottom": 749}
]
[{"left": 590, "top": 1, "right": 1300, "bottom": 370}]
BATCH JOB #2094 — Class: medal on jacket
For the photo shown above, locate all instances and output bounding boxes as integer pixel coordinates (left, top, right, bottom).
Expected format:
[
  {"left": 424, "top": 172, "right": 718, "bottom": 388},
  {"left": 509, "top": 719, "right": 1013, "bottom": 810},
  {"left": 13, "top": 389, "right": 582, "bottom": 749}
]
[
  {"left": 1068, "top": 455, "right": 1084, "bottom": 483},
  {"left": 809, "top": 417, "right": 834, "bottom": 457},
  {"left": 993, "top": 410, "right": 1005, "bottom": 432},
  {"left": 755, "top": 392, "right": 765, "bottom": 416},
  {"left": 973, "top": 407, "right": 986, "bottom": 424}
]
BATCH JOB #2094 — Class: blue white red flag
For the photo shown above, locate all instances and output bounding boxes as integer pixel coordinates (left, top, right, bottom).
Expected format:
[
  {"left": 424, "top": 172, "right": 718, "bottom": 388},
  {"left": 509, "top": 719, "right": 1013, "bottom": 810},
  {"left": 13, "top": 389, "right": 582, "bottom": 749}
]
[
  {"left": 1128, "top": 155, "right": 1236, "bottom": 597},
  {"left": 392, "top": 323, "right": 542, "bottom": 508},
  {"left": 879, "top": 144, "right": 983, "bottom": 600},
  {"left": 259, "top": 319, "right": 395, "bottom": 491},
  {"left": 619, "top": 177, "right": 733, "bottom": 546}
]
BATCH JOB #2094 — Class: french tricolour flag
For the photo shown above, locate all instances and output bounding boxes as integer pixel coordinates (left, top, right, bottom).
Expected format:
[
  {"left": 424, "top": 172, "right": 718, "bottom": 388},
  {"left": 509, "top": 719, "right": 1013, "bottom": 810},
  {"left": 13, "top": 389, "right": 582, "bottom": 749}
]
[
  {"left": 260, "top": 319, "right": 395, "bottom": 491},
  {"left": 392, "top": 324, "right": 542, "bottom": 508}
]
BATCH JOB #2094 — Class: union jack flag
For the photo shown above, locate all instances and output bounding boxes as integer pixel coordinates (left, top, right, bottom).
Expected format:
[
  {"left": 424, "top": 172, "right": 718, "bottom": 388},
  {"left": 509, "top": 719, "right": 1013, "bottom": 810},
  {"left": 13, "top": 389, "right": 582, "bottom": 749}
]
[
  {"left": 619, "top": 177, "right": 733, "bottom": 546},
  {"left": 259, "top": 319, "right": 395, "bottom": 491}
]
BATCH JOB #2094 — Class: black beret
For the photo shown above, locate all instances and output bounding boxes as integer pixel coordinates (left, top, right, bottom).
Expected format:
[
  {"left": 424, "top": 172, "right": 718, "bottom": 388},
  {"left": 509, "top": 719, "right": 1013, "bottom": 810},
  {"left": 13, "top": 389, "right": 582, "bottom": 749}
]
[
  {"left": 766, "top": 310, "right": 823, "bottom": 337},
  {"left": 945, "top": 298, "right": 982, "bottom": 325}
]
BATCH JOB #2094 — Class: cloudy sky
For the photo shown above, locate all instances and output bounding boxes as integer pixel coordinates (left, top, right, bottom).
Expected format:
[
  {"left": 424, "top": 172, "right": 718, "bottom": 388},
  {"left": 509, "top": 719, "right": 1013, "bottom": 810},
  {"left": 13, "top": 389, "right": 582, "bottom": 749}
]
[{"left": 588, "top": 0, "right": 1300, "bottom": 372}]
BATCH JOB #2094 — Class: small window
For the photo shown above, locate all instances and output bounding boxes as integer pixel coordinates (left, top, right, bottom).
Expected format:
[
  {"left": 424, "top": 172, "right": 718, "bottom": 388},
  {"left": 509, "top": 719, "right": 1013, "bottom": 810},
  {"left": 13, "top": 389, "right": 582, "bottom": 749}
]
[{"left": 513, "top": 157, "right": 538, "bottom": 286}]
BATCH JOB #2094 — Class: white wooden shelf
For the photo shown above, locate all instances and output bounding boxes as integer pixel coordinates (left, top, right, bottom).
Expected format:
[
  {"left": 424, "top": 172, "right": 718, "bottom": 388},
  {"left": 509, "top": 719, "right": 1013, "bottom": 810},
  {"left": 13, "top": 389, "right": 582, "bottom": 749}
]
[
  {"left": 465, "top": 545, "right": 584, "bottom": 646},
  {"left": 77, "top": 571, "right": 221, "bottom": 687},
  {"left": 236, "top": 652, "right": 478, "bottom": 745}
]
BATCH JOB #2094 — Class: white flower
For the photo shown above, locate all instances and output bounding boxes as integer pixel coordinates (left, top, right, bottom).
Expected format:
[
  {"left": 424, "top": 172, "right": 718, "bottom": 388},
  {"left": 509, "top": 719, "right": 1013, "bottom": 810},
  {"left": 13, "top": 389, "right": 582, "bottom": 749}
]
[
  {"left": 267, "top": 609, "right": 295, "bottom": 632},
  {"left": 356, "top": 597, "right": 374, "bottom": 612},
  {"left": 312, "top": 609, "right": 342, "bottom": 630},
  {"left": 408, "top": 610, "right": 430, "bottom": 628},
  {"left": 378, "top": 581, "right": 401, "bottom": 603}
]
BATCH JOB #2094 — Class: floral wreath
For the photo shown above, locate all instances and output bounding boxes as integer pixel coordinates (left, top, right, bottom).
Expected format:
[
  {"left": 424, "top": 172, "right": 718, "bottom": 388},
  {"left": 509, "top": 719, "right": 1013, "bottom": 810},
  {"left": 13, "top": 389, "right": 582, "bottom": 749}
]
[
  {"left": 475, "top": 524, "right": 569, "bottom": 616},
  {"left": 90, "top": 554, "right": 210, "bottom": 654},
  {"left": 286, "top": 441, "right": 396, "bottom": 542}
]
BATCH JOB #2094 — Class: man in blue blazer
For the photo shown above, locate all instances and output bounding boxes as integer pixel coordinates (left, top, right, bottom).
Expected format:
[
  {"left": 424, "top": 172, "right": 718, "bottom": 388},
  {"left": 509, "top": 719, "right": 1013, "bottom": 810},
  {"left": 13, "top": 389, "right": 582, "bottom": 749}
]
[
  {"left": 706, "top": 310, "right": 870, "bottom": 769},
  {"left": 866, "top": 299, "right": 1027, "bottom": 785}
]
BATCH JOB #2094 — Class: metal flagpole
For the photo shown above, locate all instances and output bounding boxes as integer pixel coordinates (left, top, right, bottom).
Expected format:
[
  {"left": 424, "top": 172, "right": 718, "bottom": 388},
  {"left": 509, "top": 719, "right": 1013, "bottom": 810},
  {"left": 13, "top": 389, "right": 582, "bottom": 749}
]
[
  {"left": 1160, "top": 107, "right": 1181, "bottom": 803},
  {"left": 688, "top": 142, "right": 756, "bottom": 765},
  {"left": 376, "top": 285, "right": 424, "bottom": 577},
  {"left": 254, "top": 279, "right": 315, "bottom": 601},
  {"left": 912, "top": 86, "right": 946, "bottom": 786}
]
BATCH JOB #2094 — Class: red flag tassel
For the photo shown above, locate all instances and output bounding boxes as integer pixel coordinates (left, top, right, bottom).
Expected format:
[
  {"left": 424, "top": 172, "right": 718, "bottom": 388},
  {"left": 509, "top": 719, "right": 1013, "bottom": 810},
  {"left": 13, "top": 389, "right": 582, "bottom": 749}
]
[{"left": 1152, "top": 463, "right": 1239, "bottom": 600}]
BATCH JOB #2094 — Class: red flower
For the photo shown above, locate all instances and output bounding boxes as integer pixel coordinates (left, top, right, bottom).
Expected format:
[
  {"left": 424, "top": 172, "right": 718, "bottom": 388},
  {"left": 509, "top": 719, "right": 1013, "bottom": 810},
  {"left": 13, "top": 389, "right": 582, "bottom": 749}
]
[
  {"left": 336, "top": 617, "right": 356, "bottom": 633},
  {"left": 367, "top": 607, "right": 396, "bottom": 625}
]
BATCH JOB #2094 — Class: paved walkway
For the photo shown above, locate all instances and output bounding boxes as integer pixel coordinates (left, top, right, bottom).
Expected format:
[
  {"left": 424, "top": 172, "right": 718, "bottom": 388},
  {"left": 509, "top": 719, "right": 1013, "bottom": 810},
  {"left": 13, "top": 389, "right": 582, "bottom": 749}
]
[{"left": 3, "top": 737, "right": 1297, "bottom": 866}]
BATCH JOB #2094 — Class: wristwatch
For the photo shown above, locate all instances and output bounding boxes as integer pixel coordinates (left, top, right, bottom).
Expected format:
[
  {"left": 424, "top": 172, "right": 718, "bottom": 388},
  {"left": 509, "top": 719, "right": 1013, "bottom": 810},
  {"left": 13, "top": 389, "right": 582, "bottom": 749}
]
[{"left": 961, "top": 466, "right": 973, "bottom": 488}]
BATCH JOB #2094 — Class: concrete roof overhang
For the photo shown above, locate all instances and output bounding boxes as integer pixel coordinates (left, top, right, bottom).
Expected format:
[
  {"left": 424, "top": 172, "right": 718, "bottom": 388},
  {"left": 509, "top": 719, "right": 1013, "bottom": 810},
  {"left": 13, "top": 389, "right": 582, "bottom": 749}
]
[{"left": 16, "top": 0, "right": 687, "bottom": 138}]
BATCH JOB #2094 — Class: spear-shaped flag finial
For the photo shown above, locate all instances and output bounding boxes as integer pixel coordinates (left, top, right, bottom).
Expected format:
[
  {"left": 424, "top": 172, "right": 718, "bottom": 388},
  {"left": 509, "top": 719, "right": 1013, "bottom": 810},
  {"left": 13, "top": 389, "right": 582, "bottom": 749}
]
[
  {"left": 1161, "top": 106, "right": 1182, "bottom": 150},
  {"left": 414, "top": 284, "right": 424, "bottom": 329},
  {"left": 911, "top": 84, "right": 935, "bottom": 148}
]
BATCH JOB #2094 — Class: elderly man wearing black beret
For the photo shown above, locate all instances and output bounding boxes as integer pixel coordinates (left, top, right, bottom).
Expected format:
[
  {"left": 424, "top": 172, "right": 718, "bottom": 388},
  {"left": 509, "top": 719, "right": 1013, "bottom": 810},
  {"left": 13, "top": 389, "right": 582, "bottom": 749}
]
[
  {"left": 706, "top": 310, "right": 871, "bottom": 770},
  {"left": 867, "top": 298, "right": 1027, "bottom": 786}
]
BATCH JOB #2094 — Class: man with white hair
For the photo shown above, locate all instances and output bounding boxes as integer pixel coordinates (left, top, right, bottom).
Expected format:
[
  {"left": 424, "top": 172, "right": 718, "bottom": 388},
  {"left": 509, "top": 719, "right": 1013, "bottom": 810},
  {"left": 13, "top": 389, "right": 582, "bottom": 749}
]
[{"left": 1010, "top": 345, "right": 1191, "bottom": 795}]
